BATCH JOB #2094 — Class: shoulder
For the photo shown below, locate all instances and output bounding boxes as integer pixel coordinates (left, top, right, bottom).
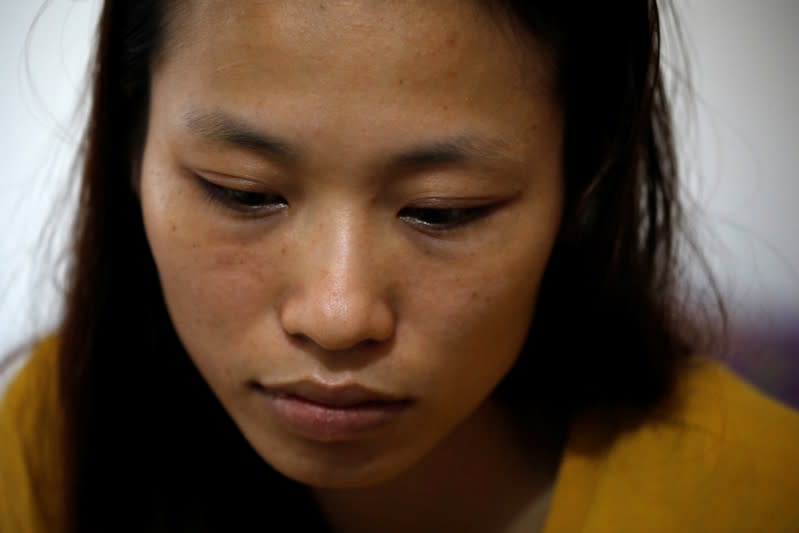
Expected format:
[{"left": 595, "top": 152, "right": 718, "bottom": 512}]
[
  {"left": 650, "top": 358, "right": 799, "bottom": 493},
  {"left": 0, "top": 335, "right": 64, "bottom": 533},
  {"left": 547, "top": 358, "right": 799, "bottom": 533},
  {"left": 1, "top": 336, "right": 61, "bottom": 441},
  {"left": 675, "top": 358, "right": 799, "bottom": 455},
  {"left": 624, "top": 358, "right": 799, "bottom": 459},
  {"left": 1, "top": 335, "right": 60, "bottom": 411}
]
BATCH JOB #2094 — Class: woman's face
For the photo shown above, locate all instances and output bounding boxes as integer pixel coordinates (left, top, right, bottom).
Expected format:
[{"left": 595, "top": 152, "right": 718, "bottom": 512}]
[{"left": 140, "top": 0, "right": 563, "bottom": 488}]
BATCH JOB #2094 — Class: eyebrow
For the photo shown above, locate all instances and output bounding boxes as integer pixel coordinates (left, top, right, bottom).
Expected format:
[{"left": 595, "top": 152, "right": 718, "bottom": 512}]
[
  {"left": 181, "top": 109, "right": 512, "bottom": 169},
  {"left": 182, "top": 109, "right": 299, "bottom": 161},
  {"left": 389, "top": 136, "right": 512, "bottom": 170}
]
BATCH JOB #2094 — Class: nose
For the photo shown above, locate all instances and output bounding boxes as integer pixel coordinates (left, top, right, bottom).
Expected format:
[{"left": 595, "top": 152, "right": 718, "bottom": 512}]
[{"left": 279, "top": 214, "right": 395, "bottom": 352}]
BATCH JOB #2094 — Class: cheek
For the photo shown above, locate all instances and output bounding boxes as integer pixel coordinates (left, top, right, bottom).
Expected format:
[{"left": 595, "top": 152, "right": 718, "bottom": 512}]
[
  {"left": 410, "top": 186, "right": 562, "bottom": 360},
  {"left": 402, "top": 240, "right": 551, "bottom": 404},
  {"left": 140, "top": 168, "right": 283, "bottom": 369},
  {"left": 160, "top": 246, "right": 273, "bottom": 335},
  {"left": 417, "top": 215, "right": 555, "bottom": 344}
]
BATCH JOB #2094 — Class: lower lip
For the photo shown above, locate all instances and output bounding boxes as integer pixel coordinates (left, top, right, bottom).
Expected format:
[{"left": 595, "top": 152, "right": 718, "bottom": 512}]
[{"left": 260, "top": 392, "right": 411, "bottom": 442}]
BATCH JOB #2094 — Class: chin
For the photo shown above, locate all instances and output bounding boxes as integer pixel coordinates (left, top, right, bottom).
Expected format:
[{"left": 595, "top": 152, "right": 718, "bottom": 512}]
[
  {"left": 282, "top": 466, "right": 399, "bottom": 490},
  {"left": 252, "top": 437, "right": 422, "bottom": 489}
]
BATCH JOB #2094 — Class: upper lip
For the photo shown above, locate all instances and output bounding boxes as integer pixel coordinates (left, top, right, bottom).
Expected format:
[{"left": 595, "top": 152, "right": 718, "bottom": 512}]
[{"left": 256, "top": 380, "right": 410, "bottom": 408}]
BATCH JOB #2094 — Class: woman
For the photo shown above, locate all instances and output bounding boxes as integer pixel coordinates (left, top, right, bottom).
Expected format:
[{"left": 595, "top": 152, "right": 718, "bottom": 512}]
[{"left": 2, "top": 1, "right": 798, "bottom": 531}]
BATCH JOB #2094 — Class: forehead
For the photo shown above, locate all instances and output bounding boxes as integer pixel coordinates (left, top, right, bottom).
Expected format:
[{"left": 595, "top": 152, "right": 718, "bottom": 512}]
[
  {"left": 161, "top": 1, "right": 552, "bottom": 90},
  {"left": 153, "top": 0, "right": 559, "bottom": 155}
]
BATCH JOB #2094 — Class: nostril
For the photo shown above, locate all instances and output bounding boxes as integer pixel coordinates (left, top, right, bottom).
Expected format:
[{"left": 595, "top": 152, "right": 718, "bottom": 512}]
[
  {"left": 286, "top": 332, "right": 386, "bottom": 353},
  {"left": 307, "top": 326, "right": 392, "bottom": 352},
  {"left": 280, "top": 295, "right": 395, "bottom": 352}
]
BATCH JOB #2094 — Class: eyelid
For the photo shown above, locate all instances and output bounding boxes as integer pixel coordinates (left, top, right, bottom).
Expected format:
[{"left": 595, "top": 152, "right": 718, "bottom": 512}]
[
  {"left": 398, "top": 201, "right": 501, "bottom": 233},
  {"left": 192, "top": 169, "right": 271, "bottom": 190},
  {"left": 405, "top": 196, "right": 499, "bottom": 208},
  {"left": 192, "top": 172, "right": 287, "bottom": 216}
]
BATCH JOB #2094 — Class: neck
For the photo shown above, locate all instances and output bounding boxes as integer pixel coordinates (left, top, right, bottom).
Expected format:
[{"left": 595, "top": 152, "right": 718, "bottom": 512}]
[{"left": 312, "top": 399, "right": 563, "bottom": 533}]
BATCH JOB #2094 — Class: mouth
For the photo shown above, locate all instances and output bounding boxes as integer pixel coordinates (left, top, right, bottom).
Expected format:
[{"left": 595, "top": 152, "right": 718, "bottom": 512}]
[{"left": 252, "top": 380, "right": 413, "bottom": 442}]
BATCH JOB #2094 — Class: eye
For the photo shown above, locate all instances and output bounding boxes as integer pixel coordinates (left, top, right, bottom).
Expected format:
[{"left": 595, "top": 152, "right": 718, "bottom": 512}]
[
  {"left": 196, "top": 177, "right": 287, "bottom": 215},
  {"left": 398, "top": 205, "right": 495, "bottom": 231}
]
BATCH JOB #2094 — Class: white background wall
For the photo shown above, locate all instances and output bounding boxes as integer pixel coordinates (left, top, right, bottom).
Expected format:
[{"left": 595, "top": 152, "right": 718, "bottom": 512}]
[
  {"left": 675, "top": 0, "right": 799, "bottom": 321},
  {"left": 1, "top": 0, "right": 97, "bottom": 379},
  {"left": 1, "top": 1, "right": 798, "bottom": 375}
]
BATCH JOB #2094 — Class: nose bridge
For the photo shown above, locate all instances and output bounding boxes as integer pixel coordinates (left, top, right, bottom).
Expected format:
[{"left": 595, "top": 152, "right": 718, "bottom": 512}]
[
  {"left": 315, "top": 208, "right": 375, "bottom": 307},
  {"left": 281, "top": 203, "right": 394, "bottom": 350}
]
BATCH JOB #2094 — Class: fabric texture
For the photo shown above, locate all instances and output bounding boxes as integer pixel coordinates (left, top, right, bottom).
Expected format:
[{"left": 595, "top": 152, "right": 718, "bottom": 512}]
[
  {"left": 0, "top": 337, "right": 64, "bottom": 533},
  {"left": 2, "top": 338, "right": 798, "bottom": 532},
  {"left": 542, "top": 358, "right": 799, "bottom": 532}
]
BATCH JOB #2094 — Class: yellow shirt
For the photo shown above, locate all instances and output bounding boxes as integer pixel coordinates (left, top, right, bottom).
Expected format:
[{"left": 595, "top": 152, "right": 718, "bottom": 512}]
[
  {"left": 0, "top": 337, "right": 63, "bottom": 533},
  {"left": 2, "top": 338, "right": 799, "bottom": 532},
  {"left": 542, "top": 358, "right": 799, "bottom": 533}
]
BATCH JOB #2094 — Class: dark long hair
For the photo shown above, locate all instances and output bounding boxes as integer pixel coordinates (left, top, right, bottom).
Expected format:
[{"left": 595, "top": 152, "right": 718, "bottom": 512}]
[{"left": 57, "top": 1, "right": 707, "bottom": 531}]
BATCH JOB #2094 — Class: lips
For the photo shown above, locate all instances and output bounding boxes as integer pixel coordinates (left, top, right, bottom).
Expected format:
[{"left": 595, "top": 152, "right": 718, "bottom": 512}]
[{"left": 254, "top": 380, "right": 413, "bottom": 442}]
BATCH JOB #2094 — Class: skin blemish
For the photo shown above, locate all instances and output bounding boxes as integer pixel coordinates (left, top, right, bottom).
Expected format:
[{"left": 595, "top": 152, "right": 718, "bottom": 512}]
[{"left": 140, "top": 0, "right": 564, "bottom": 497}]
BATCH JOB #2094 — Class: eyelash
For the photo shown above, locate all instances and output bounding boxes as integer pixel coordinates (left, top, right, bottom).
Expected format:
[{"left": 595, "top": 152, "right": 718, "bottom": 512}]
[
  {"left": 196, "top": 177, "right": 495, "bottom": 231},
  {"left": 197, "top": 178, "right": 287, "bottom": 215},
  {"left": 397, "top": 205, "right": 495, "bottom": 231}
]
